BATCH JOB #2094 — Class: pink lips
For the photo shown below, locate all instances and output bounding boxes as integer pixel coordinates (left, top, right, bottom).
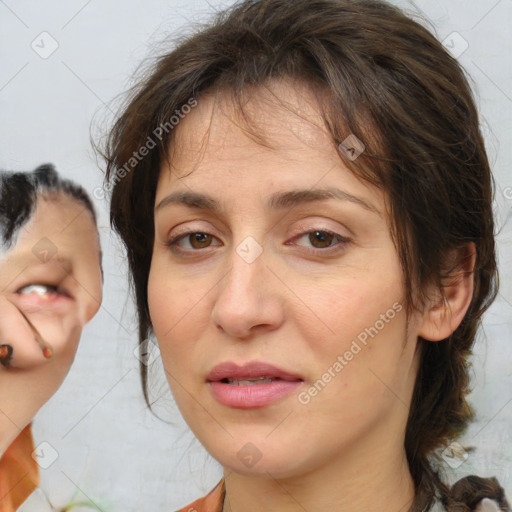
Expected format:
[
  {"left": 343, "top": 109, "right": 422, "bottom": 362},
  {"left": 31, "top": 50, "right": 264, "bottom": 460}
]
[
  {"left": 14, "top": 285, "right": 75, "bottom": 314},
  {"left": 206, "top": 361, "right": 304, "bottom": 408}
]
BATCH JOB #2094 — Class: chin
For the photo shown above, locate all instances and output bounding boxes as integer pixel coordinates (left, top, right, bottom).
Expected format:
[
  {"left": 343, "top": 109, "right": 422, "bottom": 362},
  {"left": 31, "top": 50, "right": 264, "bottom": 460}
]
[{"left": 209, "top": 437, "right": 311, "bottom": 480}]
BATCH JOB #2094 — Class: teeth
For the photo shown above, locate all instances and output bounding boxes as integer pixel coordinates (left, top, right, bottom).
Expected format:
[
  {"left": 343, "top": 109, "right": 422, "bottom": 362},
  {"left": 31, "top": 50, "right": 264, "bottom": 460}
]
[
  {"left": 226, "top": 377, "right": 276, "bottom": 385},
  {"left": 20, "top": 284, "right": 53, "bottom": 298}
]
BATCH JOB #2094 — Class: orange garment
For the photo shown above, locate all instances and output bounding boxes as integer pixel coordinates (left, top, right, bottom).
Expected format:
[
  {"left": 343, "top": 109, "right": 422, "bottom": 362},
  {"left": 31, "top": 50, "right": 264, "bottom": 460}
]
[
  {"left": 0, "top": 423, "right": 39, "bottom": 512},
  {"left": 174, "top": 478, "right": 511, "bottom": 512},
  {"left": 176, "top": 479, "right": 225, "bottom": 512}
]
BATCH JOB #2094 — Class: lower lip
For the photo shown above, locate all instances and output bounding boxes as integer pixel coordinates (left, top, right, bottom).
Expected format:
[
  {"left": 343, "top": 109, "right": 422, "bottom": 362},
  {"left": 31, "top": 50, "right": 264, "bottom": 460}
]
[
  {"left": 208, "top": 380, "right": 302, "bottom": 408},
  {"left": 16, "top": 293, "right": 73, "bottom": 311}
]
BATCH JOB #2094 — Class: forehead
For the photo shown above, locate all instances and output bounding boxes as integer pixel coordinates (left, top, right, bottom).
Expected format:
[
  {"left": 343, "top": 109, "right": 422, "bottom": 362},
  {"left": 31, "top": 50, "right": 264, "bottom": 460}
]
[
  {"left": 156, "top": 80, "right": 385, "bottom": 215},
  {"left": 168, "top": 80, "right": 330, "bottom": 173}
]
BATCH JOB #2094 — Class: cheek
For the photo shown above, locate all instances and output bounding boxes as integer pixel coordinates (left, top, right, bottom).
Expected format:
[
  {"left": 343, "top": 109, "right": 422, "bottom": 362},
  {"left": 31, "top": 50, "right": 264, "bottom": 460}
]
[
  {"left": 149, "top": 268, "right": 188, "bottom": 330},
  {"left": 294, "top": 267, "right": 403, "bottom": 346},
  {"left": 147, "top": 262, "right": 203, "bottom": 368},
  {"left": 147, "top": 266, "right": 214, "bottom": 423},
  {"left": 290, "top": 263, "right": 409, "bottom": 402}
]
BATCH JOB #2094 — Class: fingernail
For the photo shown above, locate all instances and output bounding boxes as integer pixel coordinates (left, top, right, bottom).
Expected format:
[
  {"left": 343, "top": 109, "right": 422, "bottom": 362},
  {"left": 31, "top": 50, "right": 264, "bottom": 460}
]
[{"left": 0, "top": 344, "right": 13, "bottom": 366}]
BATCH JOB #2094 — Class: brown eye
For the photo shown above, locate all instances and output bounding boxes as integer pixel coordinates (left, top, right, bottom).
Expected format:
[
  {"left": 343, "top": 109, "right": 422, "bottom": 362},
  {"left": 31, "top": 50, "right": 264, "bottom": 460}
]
[
  {"left": 188, "top": 233, "right": 214, "bottom": 249},
  {"left": 167, "top": 231, "right": 220, "bottom": 252},
  {"left": 308, "top": 231, "right": 335, "bottom": 249},
  {"left": 290, "top": 229, "right": 350, "bottom": 253}
]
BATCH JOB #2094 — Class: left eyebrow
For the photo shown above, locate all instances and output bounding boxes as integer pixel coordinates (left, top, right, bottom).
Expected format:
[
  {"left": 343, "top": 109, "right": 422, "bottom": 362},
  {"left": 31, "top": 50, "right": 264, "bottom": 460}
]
[{"left": 155, "top": 187, "right": 380, "bottom": 215}]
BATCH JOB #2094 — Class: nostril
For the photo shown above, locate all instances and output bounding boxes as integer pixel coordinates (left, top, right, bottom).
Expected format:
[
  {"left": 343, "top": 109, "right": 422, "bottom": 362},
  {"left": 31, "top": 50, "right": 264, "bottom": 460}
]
[{"left": 0, "top": 344, "right": 13, "bottom": 367}]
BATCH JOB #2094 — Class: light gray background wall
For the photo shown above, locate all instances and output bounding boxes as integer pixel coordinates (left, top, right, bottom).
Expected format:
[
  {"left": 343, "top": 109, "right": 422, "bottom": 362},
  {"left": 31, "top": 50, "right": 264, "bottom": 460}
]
[{"left": 0, "top": 0, "right": 510, "bottom": 510}]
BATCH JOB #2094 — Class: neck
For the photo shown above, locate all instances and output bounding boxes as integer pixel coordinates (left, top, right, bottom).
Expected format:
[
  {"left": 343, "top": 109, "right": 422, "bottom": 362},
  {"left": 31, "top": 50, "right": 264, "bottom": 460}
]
[{"left": 221, "top": 439, "right": 416, "bottom": 512}]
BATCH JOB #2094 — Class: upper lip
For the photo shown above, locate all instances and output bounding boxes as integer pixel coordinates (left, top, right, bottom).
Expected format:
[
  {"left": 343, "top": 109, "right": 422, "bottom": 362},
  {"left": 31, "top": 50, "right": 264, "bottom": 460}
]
[{"left": 206, "top": 361, "right": 304, "bottom": 382}]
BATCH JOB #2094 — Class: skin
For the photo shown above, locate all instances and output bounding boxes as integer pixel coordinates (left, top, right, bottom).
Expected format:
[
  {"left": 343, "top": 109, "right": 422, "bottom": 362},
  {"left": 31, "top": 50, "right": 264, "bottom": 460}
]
[
  {"left": 148, "top": 80, "right": 474, "bottom": 512},
  {"left": 0, "top": 193, "right": 102, "bottom": 455}
]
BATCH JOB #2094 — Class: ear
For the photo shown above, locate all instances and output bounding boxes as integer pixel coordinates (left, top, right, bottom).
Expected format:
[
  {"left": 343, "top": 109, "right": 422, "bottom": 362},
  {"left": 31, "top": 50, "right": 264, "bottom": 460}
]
[{"left": 418, "top": 243, "right": 476, "bottom": 342}]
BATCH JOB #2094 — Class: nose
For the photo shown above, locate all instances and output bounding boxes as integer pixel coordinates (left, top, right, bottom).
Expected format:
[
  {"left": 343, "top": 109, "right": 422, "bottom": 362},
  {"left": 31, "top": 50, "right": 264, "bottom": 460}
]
[{"left": 210, "top": 238, "right": 285, "bottom": 339}]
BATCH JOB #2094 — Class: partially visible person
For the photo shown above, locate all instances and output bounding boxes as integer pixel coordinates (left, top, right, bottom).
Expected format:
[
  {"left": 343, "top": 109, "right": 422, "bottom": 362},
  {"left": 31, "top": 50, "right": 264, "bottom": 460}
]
[{"left": 0, "top": 164, "right": 103, "bottom": 511}]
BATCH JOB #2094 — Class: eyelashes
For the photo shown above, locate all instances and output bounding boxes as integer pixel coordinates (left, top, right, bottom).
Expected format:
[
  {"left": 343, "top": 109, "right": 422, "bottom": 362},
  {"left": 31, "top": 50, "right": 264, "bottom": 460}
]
[
  {"left": 166, "top": 228, "right": 351, "bottom": 256},
  {"left": 289, "top": 229, "right": 350, "bottom": 252},
  {"left": 168, "top": 232, "right": 218, "bottom": 252}
]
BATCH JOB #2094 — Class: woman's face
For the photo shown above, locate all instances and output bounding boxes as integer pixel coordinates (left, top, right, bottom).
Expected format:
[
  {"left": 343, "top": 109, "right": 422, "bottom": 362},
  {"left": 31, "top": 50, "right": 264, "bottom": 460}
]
[{"left": 148, "top": 81, "right": 425, "bottom": 478}]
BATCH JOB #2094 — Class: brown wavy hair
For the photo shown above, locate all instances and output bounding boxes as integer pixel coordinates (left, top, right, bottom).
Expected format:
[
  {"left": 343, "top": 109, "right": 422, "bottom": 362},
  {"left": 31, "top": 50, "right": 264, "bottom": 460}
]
[{"left": 100, "top": 0, "right": 501, "bottom": 509}]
